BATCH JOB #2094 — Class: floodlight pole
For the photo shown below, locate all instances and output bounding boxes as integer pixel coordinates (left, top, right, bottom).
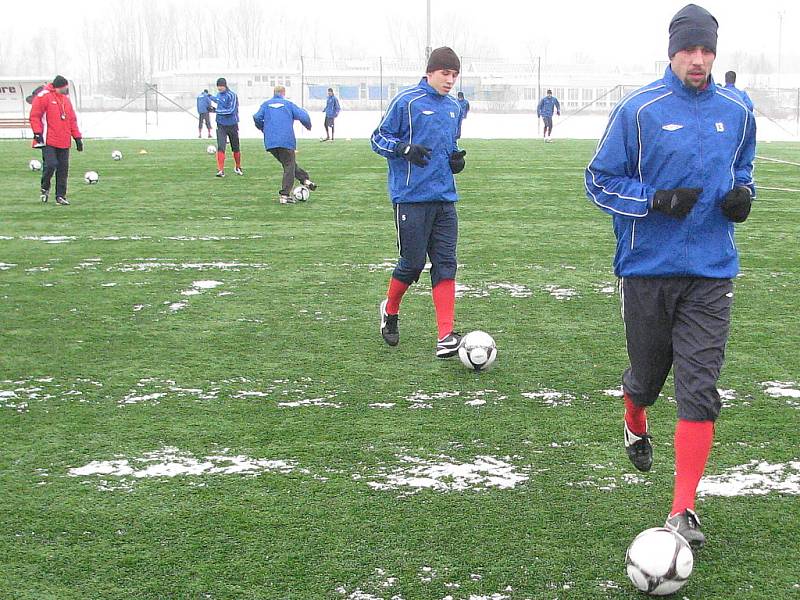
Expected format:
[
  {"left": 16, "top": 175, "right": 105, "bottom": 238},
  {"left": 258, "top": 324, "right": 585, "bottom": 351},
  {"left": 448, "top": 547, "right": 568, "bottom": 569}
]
[{"left": 425, "top": 0, "right": 432, "bottom": 60}]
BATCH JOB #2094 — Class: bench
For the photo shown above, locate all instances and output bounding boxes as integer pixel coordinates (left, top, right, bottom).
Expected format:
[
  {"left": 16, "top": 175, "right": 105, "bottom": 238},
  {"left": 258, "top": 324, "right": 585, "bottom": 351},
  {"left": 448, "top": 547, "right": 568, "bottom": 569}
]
[{"left": 0, "top": 118, "right": 31, "bottom": 137}]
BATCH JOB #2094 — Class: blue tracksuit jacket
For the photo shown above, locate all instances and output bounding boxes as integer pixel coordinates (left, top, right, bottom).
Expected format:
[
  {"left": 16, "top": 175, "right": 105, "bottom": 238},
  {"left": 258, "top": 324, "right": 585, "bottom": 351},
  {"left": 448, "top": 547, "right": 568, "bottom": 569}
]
[
  {"left": 721, "top": 83, "right": 754, "bottom": 112},
  {"left": 585, "top": 66, "right": 756, "bottom": 279},
  {"left": 324, "top": 95, "right": 341, "bottom": 118},
  {"left": 537, "top": 95, "right": 560, "bottom": 117},
  {"left": 196, "top": 92, "right": 212, "bottom": 114},
  {"left": 253, "top": 95, "right": 312, "bottom": 150},
  {"left": 457, "top": 97, "right": 470, "bottom": 119},
  {"left": 370, "top": 77, "right": 462, "bottom": 204},
  {"left": 210, "top": 89, "right": 239, "bottom": 126}
]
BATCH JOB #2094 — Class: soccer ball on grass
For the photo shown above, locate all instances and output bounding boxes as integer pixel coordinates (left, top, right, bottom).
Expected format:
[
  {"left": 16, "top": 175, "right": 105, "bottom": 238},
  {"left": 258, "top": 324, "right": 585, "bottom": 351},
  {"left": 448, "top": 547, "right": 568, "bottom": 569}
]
[
  {"left": 206, "top": 145, "right": 217, "bottom": 155},
  {"left": 84, "top": 171, "right": 99, "bottom": 184},
  {"left": 458, "top": 330, "right": 497, "bottom": 371},
  {"left": 111, "top": 150, "right": 123, "bottom": 160},
  {"left": 292, "top": 185, "right": 310, "bottom": 202},
  {"left": 29, "top": 159, "right": 42, "bottom": 171},
  {"left": 625, "top": 527, "right": 693, "bottom": 595}
]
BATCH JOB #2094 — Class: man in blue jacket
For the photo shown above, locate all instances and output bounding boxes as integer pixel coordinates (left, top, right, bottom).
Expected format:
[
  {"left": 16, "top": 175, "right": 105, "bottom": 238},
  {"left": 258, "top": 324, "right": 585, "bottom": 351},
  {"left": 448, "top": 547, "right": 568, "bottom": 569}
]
[
  {"left": 456, "top": 91, "right": 470, "bottom": 139},
  {"left": 210, "top": 78, "right": 242, "bottom": 177},
  {"left": 721, "top": 71, "right": 754, "bottom": 112},
  {"left": 537, "top": 89, "right": 560, "bottom": 142},
  {"left": 253, "top": 85, "right": 317, "bottom": 205},
  {"left": 371, "top": 46, "right": 467, "bottom": 359},
  {"left": 196, "top": 89, "right": 213, "bottom": 139},
  {"left": 585, "top": 4, "right": 756, "bottom": 548},
  {"left": 322, "top": 88, "right": 341, "bottom": 142}
]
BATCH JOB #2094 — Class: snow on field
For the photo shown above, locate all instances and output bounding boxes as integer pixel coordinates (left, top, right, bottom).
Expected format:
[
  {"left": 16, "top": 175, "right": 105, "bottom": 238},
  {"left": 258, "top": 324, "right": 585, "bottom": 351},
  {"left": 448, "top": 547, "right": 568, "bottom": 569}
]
[
  {"left": 69, "top": 446, "right": 297, "bottom": 485},
  {"left": 0, "top": 263, "right": 16, "bottom": 270},
  {"left": 109, "top": 260, "right": 268, "bottom": 273},
  {"left": 402, "top": 389, "right": 507, "bottom": 409},
  {"left": 544, "top": 285, "right": 578, "bottom": 300},
  {"left": 761, "top": 381, "right": 800, "bottom": 404},
  {"left": 0, "top": 377, "right": 103, "bottom": 412},
  {"left": 698, "top": 460, "right": 800, "bottom": 497},
  {"left": 363, "top": 454, "right": 529, "bottom": 494},
  {"left": 167, "top": 280, "right": 223, "bottom": 312},
  {"left": 522, "top": 390, "right": 576, "bottom": 407}
]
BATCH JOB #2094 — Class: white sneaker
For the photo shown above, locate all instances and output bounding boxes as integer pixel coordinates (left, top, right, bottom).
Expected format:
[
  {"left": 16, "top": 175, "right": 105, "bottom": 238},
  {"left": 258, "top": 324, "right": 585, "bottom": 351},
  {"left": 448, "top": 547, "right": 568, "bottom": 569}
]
[
  {"left": 215, "top": 170, "right": 225, "bottom": 178},
  {"left": 234, "top": 167, "right": 243, "bottom": 176}
]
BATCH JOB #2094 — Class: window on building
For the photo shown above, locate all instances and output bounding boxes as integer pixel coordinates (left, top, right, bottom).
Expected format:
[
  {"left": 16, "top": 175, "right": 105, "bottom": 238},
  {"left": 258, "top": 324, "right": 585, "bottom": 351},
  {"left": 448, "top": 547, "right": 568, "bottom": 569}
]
[
  {"left": 360, "top": 83, "right": 367, "bottom": 100},
  {"left": 524, "top": 88, "right": 535, "bottom": 100},
  {"left": 568, "top": 88, "right": 579, "bottom": 101}
]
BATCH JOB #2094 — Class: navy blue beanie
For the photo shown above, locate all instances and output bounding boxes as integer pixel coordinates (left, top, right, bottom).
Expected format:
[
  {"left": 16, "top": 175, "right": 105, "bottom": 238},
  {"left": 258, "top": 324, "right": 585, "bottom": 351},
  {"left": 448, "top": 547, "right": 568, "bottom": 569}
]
[{"left": 668, "top": 4, "right": 718, "bottom": 57}]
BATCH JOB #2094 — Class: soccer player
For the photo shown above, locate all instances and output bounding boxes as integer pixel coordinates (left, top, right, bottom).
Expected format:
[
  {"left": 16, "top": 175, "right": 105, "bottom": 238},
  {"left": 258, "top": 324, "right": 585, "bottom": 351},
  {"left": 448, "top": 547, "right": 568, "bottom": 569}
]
[
  {"left": 456, "top": 91, "right": 470, "bottom": 139},
  {"left": 371, "top": 47, "right": 468, "bottom": 358},
  {"left": 210, "top": 78, "right": 242, "bottom": 177},
  {"left": 253, "top": 86, "right": 317, "bottom": 205},
  {"left": 196, "top": 89, "right": 214, "bottom": 138},
  {"left": 29, "top": 75, "right": 83, "bottom": 206},
  {"left": 585, "top": 4, "right": 756, "bottom": 548},
  {"left": 721, "top": 71, "right": 754, "bottom": 112},
  {"left": 537, "top": 89, "right": 560, "bottom": 142},
  {"left": 321, "top": 88, "right": 341, "bottom": 141}
]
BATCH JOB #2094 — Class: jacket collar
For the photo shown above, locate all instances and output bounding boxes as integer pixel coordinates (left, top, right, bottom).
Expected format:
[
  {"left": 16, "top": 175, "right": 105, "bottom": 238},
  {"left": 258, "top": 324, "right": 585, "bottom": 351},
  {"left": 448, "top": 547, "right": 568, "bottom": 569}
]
[
  {"left": 419, "top": 77, "right": 446, "bottom": 98},
  {"left": 664, "top": 65, "right": 717, "bottom": 101}
]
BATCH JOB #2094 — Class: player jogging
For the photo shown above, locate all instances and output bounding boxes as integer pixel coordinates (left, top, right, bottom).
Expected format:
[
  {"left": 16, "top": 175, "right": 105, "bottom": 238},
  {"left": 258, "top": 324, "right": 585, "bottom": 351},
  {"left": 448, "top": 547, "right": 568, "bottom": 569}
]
[
  {"left": 29, "top": 75, "right": 83, "bottom": 206},
  {"left": 210, "top": 78, "right": 242, "bottom": 177},
  {"left": 253, "top": 86, "right": 317, "bottom": 205},
  {"left": 585, "top": 3, "right": 756, "bottom": 548},
  {"left": 537, "top": 89, "right": 560, "bottom": 142},
  {"left": 371, "top": 47, "right": 468, "bottom": 358}
]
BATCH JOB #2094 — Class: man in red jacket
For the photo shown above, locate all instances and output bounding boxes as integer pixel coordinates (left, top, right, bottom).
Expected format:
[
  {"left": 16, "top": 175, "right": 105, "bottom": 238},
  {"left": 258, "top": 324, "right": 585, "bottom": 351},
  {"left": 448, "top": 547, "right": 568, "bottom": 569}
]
[{"left": 29, "top": 75, "right": 83, "bottom": 205}]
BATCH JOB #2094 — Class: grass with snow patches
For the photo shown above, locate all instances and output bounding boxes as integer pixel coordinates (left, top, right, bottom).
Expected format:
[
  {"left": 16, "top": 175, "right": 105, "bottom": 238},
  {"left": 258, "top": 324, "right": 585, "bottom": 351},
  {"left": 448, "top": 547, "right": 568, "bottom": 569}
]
[{"left": 1, "top": 137, "right": 799, "bottom": 599}]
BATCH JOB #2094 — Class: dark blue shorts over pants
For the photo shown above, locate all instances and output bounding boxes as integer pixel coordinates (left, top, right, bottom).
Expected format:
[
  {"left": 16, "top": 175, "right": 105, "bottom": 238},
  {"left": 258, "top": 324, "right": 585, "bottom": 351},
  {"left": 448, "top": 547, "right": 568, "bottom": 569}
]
[{"left": 392, "top": 201, "right": 458, "bottom": 288}]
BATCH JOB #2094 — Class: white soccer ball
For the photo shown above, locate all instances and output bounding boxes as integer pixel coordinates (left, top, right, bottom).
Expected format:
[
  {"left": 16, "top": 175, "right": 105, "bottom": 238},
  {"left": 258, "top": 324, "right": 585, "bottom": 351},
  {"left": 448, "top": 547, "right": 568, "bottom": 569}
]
[
  {"left": 292, "top": 185, "right": 310, "bottom": 202},
  {"left": 206, "top": 145, "right": 217, "bottom": 155},
  {"left": 458, "top": 330, "right": 497, "bottom": 371},
  {"left": 29, "top": 159, "right": 42, "bottom": 171},
  {"left": 626, "top": 527, "right": 694, "bottom": 596},
  {"left": 84, "top": 171, "right": 99, "bottom": 184},
  {"left": 111, "top": 150, "right": 123, "bottom": 161}
]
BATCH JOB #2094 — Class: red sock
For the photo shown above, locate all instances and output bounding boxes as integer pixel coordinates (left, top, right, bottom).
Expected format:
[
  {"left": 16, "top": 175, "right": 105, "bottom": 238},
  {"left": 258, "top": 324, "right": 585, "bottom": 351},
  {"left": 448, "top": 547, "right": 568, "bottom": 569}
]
[
  {"left": 432, "top": 279, "right": 456, "bottom": 339},
  {"left": 624, "top": 391, "right": 648, "bottom": 435},
  {"left": 671, "top": 419, "right": 715, "bottom": 516},
  {"left": 216, "top": 151, "right": 225, "bottom": 171},
  {"left": 233, "top": 151, "right": 241, "bottom": 168},
  {"left": 385, "top": 277, "right": 409, "bottom": 314}
]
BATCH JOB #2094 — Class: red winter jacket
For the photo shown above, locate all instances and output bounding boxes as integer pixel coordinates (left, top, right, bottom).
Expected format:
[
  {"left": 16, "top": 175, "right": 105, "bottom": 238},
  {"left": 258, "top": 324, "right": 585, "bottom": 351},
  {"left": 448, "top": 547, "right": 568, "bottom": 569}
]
[{"left": 29, "top": 84, "right": 82, "bottom": 149}]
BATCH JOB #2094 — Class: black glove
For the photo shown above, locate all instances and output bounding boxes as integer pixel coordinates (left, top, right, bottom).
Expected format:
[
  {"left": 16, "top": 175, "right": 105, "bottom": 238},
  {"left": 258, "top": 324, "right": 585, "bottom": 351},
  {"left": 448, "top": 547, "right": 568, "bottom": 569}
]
[
  {"left": 33, "top": 133, "right": 45, "bottom": 147},
  {"left": 209, "top": 106, "right": 216, "bottom": 113},
  {"left": 721, "top": 186, "right": 752, "bottom": 223},
  {"left": 254, "top": 122, "right": 263, "bottom": 131},
  {"left": 395, "top": 142, "right": 431, "bottom": 167},
  {"left": 74, "top": 138, "right": 83, "bottom": 152},
  {"left": 449, "top": 149, "right": 466, "bottom": 174},
  {"left": 651, "top": 187, "right": 702, "bottom": 218}
]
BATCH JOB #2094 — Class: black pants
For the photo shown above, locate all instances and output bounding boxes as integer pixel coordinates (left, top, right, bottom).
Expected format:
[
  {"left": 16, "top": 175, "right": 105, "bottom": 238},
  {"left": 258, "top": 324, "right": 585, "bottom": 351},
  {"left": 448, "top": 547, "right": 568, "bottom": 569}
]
[
  {"left": 198, "top": 112, "right": 211, "bottom": 130},
  {"left": 621, "top": 276, "right": 733, "bottom": 421},
  {"left": 542, "top": 116, "right": 553, "bottom": 137},
  {"left": 216, "top": 124, "right": 240, "bottom": 152},
  {"left": 268, "top": 148, "right": 309, "bottom": 196},
  {"left": 392, "top": 202, "right": 458, "bottom": 287},
  {"left": 324, "top": 116, "right": 335, "bottom": 139},
  {"left": 41, "top": 146, "right": 70, "bottom": 198}
]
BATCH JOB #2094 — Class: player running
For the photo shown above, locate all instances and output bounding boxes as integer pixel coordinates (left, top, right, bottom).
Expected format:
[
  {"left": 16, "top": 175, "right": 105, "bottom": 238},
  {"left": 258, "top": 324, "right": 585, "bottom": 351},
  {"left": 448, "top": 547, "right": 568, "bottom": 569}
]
[
  {"left": 371, "top": 47, "right": 468, "bottom": 358},
  {"left": 253, "top": 86, "right": 317, "bottom": 205},
  {"left": 29, "top": 75, "right": 83, "bottom": 206},
  {"left": 585, "top": 3, "right": 756, "bottom": 548},
  {"left": 210, "top": 78, "right": 242, "bottom": 177},
  {"left": 537, "top": 89, "right": 561, "bottom": 142}
]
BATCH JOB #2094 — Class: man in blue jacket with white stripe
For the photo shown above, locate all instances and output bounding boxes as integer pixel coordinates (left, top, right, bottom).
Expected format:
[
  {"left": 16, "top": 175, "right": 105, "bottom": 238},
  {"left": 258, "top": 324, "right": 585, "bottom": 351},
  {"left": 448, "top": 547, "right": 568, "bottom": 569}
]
[
  {"left": 253, "top": 85, "right": 317, "bottom": 204},
  {"left": 210, "top": 78, "right": 242, "bottom": 177},
  {"left": 721, "top": 71, "right": 754, "bottom": 112},
  {"left": 196, "top": 89, "right": 213, "bottom": 139},
  {"left": 537, "top": 89, "right": 560, "bottom": 142},
  {"left": 371, "top": 47, "right": 467, "bottom": 359},
  {"left": 586, "top": 4, "right": 756, "bottom": 549},
  {"left": 322, "top": 88, "right": 341, "bottom": 141}
]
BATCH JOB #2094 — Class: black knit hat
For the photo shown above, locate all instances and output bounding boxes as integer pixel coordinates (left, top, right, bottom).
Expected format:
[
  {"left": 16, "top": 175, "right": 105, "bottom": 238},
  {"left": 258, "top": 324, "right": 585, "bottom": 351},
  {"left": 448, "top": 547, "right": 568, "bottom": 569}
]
[
  {"left": 216, "top": 77, "right": 227, "bottom": 87},
  {"left": 426, "top": 47, "right": 460, "bottom": 73},
  {"left": 668, "top": 4, "right": 718, "bottom": 57},
  {"left": 52, "top": 75, "right": 68, "bottom": 89}
]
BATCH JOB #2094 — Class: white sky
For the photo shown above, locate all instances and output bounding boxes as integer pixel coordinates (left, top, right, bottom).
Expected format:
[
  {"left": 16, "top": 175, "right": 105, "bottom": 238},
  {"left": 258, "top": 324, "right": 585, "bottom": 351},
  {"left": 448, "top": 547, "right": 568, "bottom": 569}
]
[{"left": 4, "top": 0, "right": 799, "bottom": 69}]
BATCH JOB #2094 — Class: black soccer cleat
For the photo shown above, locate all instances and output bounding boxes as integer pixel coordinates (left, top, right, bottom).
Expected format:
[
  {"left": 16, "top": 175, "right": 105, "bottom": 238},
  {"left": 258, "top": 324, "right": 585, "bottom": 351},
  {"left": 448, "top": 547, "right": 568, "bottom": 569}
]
[
  {"left": 40, "top": 188, "right": 49, "bottom": 203},
  {"left": 665, "top": 508, "right": 706, "bottom": 549},
  {"left": 436, "top": 331, "right": 462, "bottom": 359},
  {"left": 624, "top": 421, "right": 653, "bottom": 472},
  {"left": 55, "top": 196, "right": 70, "bottom": 206},
  {"left": 303, "top": 179, "right": 318, "bottom": 191},
  {"left": 379, "top": 299, "right": 399, "bottom": 346}
]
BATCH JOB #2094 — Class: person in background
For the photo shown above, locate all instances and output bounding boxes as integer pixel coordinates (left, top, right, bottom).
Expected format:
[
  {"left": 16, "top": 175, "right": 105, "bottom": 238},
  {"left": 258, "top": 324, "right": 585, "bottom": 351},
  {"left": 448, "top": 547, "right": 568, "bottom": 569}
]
[
  {"left": 537, "top": 89, "right": 561, "bottom": 142},
  {"left": 456, "top": 91, "right": 470, "bottom": 140},
  {"left": 322, "top": 88, "right": 341, "bottom": 141},
  {"left": 29, "top": 75, "right": 83, "bottom": 206},
  {"left": 721, "top": 71, "right": 754, "bottom": 112},
  {"left": 210, "top": 78, "right": 242, "bottom": 177},
  {"left": 196, "top": 89, "right": 214, "bottom": 138}
]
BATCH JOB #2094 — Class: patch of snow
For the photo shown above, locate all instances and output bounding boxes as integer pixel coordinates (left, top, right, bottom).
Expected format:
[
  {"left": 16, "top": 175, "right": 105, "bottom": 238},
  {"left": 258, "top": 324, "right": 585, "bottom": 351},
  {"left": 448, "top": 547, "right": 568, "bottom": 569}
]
[{"left": 698, "top": 460, "right": 800, "bottom": 497}]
